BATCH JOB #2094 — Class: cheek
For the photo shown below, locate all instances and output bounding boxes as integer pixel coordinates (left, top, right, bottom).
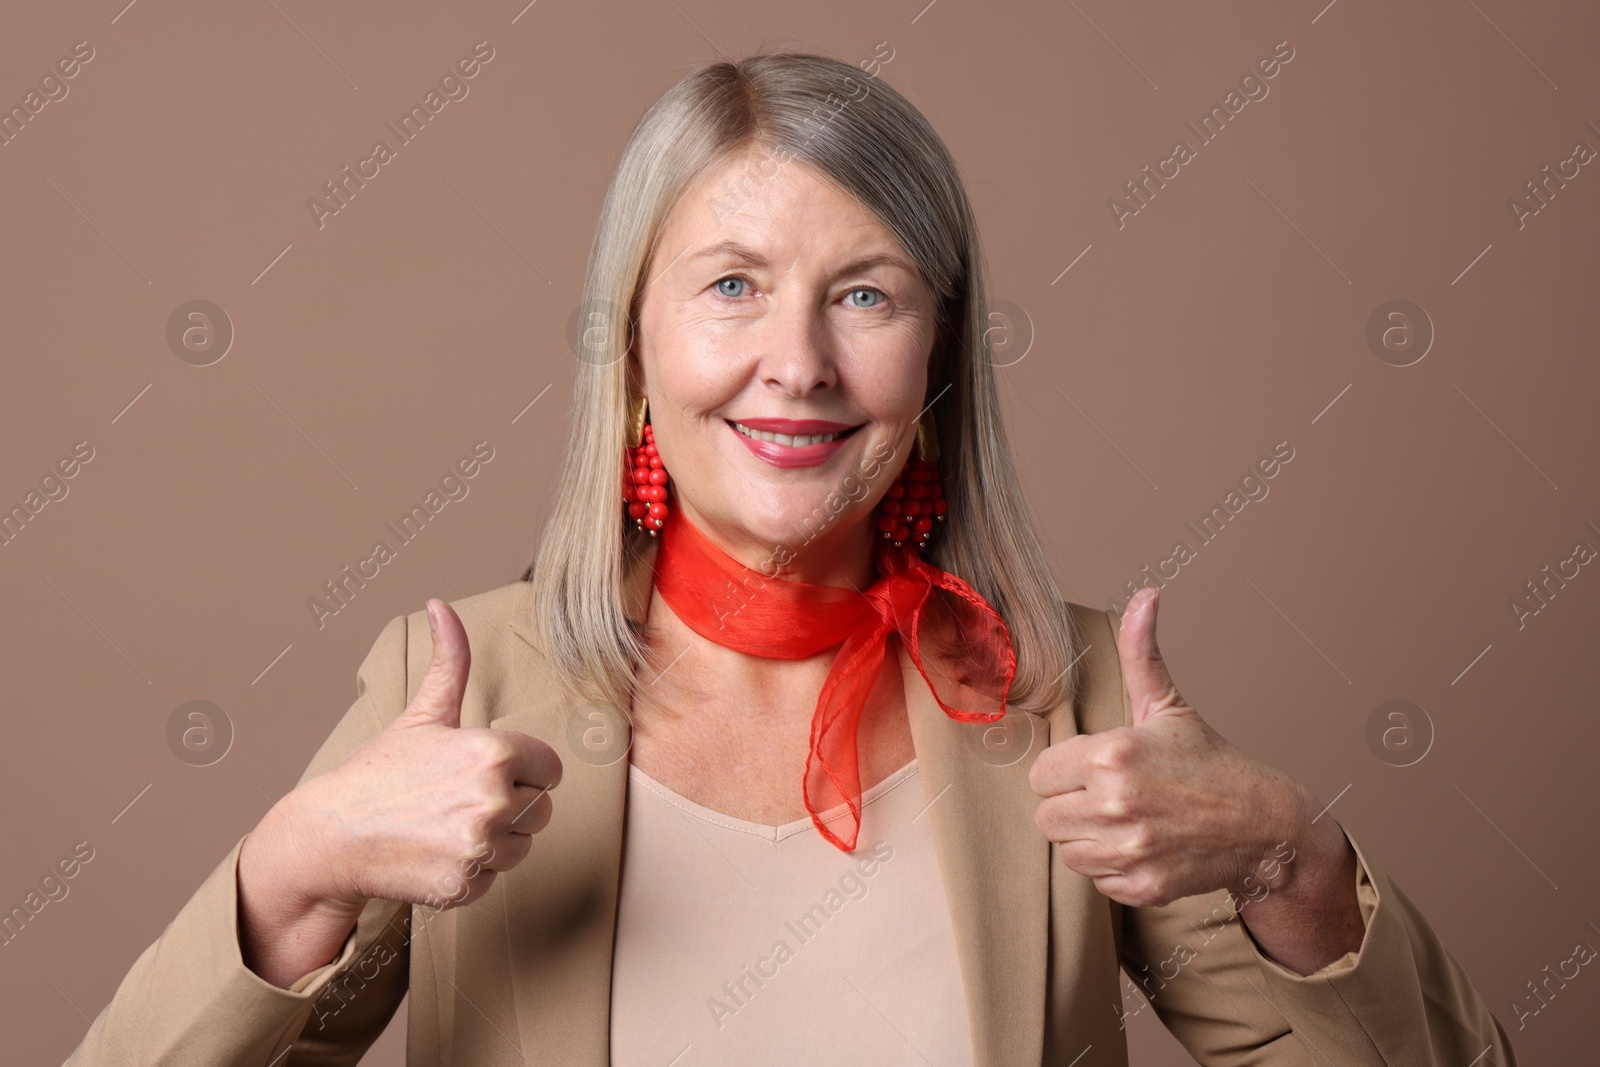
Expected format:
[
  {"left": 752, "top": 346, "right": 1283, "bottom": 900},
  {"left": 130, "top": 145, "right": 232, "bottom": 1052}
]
[
  {"left": 855, "top": 349, "right": 930, "bottom": 422},
  {"left": 647, "top": 310, "right": 746, "bottom": 403},
  {"left": 645, "top": 346, "right": 742, "bottom": 476},
  {"left": 665, "top": 349, "right": 745, "bottom": 416}
]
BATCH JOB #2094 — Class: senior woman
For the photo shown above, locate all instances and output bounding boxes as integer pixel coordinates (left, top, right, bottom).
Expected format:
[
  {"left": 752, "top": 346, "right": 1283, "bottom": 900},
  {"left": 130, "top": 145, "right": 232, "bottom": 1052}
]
[{"left": 67, "top": 52, "right": 1512, "bottom": 1067}]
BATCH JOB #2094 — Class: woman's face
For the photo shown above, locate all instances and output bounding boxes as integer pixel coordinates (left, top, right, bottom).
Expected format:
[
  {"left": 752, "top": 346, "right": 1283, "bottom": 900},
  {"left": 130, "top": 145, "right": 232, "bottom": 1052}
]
[{"left": 632, "top": 145, "right": 939, "bottom": 580}]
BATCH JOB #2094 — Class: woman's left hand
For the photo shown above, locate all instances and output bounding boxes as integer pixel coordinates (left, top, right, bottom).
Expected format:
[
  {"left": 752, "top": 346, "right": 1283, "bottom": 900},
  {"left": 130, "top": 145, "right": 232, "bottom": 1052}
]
[{"left": 1029, "top": 587, "right": 1331, "bottom": 911}]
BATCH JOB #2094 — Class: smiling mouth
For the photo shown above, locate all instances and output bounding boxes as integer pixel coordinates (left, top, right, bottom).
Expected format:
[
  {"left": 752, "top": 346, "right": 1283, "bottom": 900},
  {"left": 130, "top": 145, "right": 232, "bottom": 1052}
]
[{"left": 727, "top": 421, "right": 863, "bottom": 447}]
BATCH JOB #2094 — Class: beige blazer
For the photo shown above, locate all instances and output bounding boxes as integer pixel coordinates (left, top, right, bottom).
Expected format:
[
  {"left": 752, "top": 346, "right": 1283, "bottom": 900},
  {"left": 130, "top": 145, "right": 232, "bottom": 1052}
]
[{"left": 66, "top": 541, "right": 1517, "bottom": 1066}]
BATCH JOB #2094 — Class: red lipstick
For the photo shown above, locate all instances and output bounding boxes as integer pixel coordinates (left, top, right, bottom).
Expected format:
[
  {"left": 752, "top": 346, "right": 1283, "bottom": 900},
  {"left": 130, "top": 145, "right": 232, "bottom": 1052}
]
[
  {"left": 725, "top": 418, "right": 862, "bottom": 469},
  {"left": 733, "top": 417, "right": 856, "bottom": 434}
]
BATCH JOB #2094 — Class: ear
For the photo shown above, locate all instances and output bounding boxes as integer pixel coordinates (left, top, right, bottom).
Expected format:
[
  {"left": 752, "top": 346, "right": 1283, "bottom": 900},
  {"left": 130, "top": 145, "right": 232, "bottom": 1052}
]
[
  {"left": 624, "top": 295, "right": 646, "bottom": 394},
  {"left": 624, "top": 354, "right": 642, "bottom": 397},
  {"left": 927, "top": 327, "right": 947, "bottom": 391}
]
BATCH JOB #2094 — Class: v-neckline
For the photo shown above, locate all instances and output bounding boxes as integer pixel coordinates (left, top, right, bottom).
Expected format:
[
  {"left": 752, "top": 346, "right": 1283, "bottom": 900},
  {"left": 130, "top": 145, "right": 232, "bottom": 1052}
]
[{"left": 624, "top": 757, "right": 921, "bottom": 842}]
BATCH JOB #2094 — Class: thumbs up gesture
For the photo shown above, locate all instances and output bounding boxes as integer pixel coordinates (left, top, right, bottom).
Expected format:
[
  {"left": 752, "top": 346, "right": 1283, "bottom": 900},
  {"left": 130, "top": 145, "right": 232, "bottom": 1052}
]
[
  {"left": 289, "top": 598, "right": 563, "bottom": 912},
  {"left": 1028, "top": 588, "right": 1316, "bottom": 909}
]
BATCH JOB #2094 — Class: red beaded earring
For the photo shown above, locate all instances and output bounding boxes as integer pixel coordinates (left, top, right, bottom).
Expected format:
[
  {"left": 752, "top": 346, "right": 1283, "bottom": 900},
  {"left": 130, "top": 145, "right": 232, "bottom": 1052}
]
[
  {"left": 877, "top": 413, "right": 946, "bottom": 551},
  {"left": 622, "top": 392, "right": 670, "bottom": 535}
]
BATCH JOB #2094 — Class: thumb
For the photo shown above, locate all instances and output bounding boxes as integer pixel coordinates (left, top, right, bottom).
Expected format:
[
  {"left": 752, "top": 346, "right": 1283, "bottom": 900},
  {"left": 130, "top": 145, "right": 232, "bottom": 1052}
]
[
  {"left": 1116, "top": 588, "right": 1186, "bottom": 726},
  {"left": 396, "top": 599, "right": 471, "bottom": 728}
]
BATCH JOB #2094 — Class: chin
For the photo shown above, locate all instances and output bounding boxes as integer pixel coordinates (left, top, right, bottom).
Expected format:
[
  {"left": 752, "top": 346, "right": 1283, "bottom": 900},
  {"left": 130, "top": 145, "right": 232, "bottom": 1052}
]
[{"left": 714, "top": 496, "right": 861, "bottom": 553}]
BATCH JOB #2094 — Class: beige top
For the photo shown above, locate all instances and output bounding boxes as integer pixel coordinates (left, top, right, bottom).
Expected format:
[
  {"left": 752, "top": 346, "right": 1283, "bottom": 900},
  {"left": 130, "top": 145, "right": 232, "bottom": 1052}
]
[{"left": 609, "top": 757, "right": 975, "bottom": 1065}]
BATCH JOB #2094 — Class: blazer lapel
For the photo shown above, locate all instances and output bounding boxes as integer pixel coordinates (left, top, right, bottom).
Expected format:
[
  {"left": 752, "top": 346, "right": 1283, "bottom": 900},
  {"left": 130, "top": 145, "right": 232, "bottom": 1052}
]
[
  {"left": 900, "top": 638, "right": 1054, "bottom": 1067},
  {"left": 489, "top": 541, "right": 660, "bottom": 1067}
]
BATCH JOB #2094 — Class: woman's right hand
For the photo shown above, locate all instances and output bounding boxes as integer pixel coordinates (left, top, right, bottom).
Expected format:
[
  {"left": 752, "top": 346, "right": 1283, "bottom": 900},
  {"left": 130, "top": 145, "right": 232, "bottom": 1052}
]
[
  {"left": 238, "top": 598, "right": 563, "bottom": 986},
  {"left": 290, "top": 597, "right": 564, "bottom": 910}
]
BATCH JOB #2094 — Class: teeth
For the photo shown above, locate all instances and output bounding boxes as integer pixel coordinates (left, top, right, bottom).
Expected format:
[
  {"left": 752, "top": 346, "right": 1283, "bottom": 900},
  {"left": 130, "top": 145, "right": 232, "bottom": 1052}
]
[{"left": 732, "top": 421, "right": 847, "bottom": 447}]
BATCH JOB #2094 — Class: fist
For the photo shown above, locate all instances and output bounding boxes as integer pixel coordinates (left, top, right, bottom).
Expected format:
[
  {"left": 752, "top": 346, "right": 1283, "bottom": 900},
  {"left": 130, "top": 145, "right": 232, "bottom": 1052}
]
[
  {"left": 293, "top": 598, "right": 563, "bottom": 911},
  {"left": 1028, "top": 588, "right": 1305, "bottom": 908}
]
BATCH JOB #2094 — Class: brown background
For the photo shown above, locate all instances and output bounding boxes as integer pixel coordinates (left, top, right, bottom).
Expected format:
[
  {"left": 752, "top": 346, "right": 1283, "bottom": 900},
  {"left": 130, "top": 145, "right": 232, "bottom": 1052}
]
[{"left": 3, "top": 0, "right": 1595, "bottom": 1062}]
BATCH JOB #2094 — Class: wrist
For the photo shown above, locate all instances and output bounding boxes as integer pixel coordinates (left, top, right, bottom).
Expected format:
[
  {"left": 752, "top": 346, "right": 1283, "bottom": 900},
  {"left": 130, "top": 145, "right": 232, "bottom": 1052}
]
[
  {"left": 1230, "top": 779, "right": 1350, "bottom": 911},
  {"left": 237, "top": 796, "right": 368, "bottom": 988},
  {"left": 1227, "top": 773, "right": 1315, "bottom": 905},
  {"left": 1230, "top": 782, "right": 1364, "bottom": 974},
  {"left": 247, "top": 782, "right": 368, "bottom": 916}
]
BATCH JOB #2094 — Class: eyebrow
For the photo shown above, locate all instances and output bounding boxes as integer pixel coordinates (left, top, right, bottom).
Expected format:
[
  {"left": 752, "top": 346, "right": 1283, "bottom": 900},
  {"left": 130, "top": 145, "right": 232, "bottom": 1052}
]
[{"left": 684, "top": 238, "right": 916, "bottom": 278}]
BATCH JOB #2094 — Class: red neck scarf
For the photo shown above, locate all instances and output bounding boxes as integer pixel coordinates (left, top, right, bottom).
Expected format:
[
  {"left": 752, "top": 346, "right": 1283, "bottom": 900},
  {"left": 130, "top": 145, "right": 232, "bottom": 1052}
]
[{"left": 650, "top": 509, "right": 1017, "bottom": 852}]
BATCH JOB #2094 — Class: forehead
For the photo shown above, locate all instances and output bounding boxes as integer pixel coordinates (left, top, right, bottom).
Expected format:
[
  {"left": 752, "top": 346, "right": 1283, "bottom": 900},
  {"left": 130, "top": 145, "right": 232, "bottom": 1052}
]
[{"left": 657, "top": 145, "right": 905, "bottom": 262}]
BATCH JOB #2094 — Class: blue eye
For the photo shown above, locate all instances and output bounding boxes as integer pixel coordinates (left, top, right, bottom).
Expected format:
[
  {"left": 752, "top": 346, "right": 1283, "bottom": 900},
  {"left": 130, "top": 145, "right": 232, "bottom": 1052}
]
[{"left": 710, "top": 277, "right": 886, "bottom": 307}]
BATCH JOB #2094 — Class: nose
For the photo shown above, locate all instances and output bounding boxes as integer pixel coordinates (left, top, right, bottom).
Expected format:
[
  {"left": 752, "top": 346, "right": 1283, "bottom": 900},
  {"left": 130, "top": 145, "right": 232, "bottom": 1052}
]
[{"left": 758, "top": 299, "right": 838, "bottom": 397}]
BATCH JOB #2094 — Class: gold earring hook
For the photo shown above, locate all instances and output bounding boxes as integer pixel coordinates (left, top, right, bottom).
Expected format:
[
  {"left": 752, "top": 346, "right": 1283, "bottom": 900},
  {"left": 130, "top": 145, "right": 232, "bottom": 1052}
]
[
  {"left": 626, "top": 392, "right": 649, "bottom": 449},
  {"left": 915, "top": 411, "right": 940, "bottom": 462}
]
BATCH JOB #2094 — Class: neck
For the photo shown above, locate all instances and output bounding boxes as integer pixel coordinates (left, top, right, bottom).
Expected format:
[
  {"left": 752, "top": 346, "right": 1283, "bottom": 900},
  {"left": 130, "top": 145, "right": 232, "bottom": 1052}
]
[
  {"left": 639, "top": 588, "right": 848, "bottom": 715},
  {"left": 676, "top": 502, "right": 880, "bottom": 593}
]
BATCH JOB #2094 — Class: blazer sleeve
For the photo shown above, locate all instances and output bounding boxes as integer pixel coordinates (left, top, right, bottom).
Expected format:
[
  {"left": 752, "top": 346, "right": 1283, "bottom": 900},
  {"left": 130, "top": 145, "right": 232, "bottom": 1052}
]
[
  {"left": 64, "top": 614, "right": 418, "bottom": 1067},
  {"left": 1103, "top": 608, "right": 1518, "bottom": 1066}
]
